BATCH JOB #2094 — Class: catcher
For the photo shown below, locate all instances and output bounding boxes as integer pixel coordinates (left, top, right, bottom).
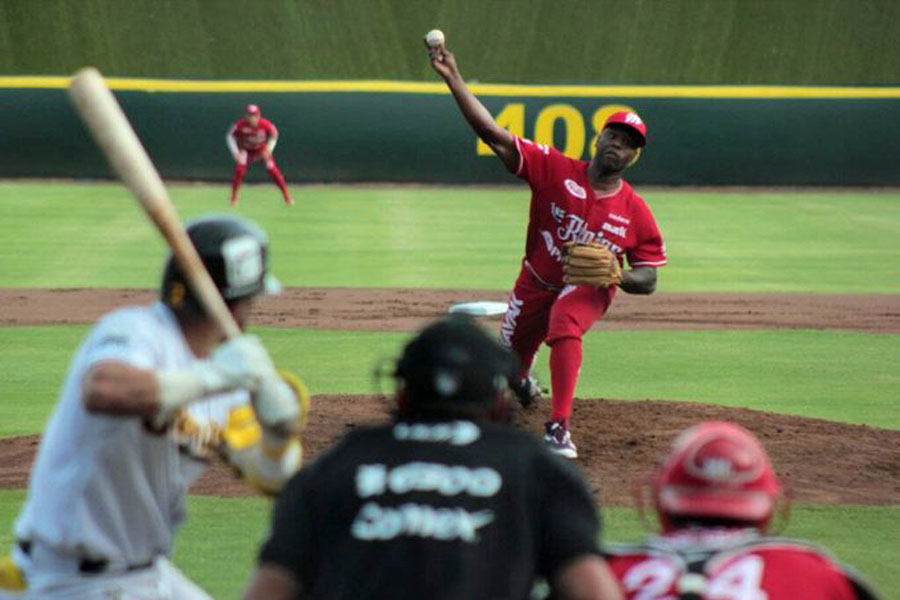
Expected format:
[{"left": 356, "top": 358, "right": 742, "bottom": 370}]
[
  {"left": 428, "top": 39, "right": 666, "bottom": 458},
  {"left": 0, "top": 215, "right": 308, "bottom": 600},
  {"left": 605, "top": 421, "right": 881, "bottom": 599}
]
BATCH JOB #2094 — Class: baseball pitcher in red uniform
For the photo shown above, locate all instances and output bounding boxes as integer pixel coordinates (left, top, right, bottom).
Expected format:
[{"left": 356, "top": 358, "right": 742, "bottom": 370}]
[
  {"left": 428, "top": 43, "right": 666, "bottom": 458},
  {"left": 227, "top": 104, "right": 293, "bottom": 206},
  {"left": 604, "top": 421, "right": 880, "bottom": 600}
]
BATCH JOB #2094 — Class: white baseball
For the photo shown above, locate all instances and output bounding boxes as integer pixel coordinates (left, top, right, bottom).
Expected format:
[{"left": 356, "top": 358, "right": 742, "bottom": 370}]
[{"left": 425, "top": 29, "right": 445, "bottom": 48}]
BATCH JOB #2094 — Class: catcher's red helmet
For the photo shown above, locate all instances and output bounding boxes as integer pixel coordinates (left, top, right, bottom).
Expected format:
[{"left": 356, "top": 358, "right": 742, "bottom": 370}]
[{"left": 652, "top": 421, "right": 780, "bottom": 532}]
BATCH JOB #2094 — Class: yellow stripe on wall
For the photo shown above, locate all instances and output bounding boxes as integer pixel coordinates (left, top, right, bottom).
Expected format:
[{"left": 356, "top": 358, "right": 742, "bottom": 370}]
[{"left": 2, "top": 76, "right": 899, "bottom": 99}]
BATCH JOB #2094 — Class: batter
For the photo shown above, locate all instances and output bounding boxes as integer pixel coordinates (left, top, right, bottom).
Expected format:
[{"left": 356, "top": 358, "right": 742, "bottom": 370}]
[{"left": 3, "top": 215, "right": 306, "bottom": 599}]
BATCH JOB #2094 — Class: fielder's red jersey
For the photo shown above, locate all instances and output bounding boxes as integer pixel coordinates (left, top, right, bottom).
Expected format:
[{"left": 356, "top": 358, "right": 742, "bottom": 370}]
[
  {"left": 514, "top": 136, "right": 667, "bottom": 290},
  {"left": 229, "top": 117, "right": 278, "bottom": 151},
  {"left": 605, "top": 529, "right": 878, "bottom": 600}
]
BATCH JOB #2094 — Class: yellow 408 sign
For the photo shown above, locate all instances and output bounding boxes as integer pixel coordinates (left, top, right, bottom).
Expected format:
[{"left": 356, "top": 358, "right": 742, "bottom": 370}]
[{"left": 476, "top": 103, "right": 636, "bottom": 159}]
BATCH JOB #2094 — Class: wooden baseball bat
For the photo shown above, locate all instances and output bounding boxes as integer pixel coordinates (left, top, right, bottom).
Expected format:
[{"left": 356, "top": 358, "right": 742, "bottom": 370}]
[{"left": 67, "top": 67, "right": 241, "bottom": 339}]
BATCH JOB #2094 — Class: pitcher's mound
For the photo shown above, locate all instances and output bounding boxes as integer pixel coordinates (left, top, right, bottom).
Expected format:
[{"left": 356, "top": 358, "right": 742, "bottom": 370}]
[{"left": 187, "top": 394, "right": 900, "bottom": 505}]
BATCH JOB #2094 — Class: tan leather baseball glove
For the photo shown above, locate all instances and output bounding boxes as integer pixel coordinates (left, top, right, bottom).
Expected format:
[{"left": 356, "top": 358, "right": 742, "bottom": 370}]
[{"left": 562, "top": 242, "right": 622, "bottom": 287}]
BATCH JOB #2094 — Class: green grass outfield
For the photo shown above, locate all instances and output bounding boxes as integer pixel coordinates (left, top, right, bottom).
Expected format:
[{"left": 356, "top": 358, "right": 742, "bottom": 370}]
[
  {"left": 2, "top": 182, "right": 899, "bottom": 292},
  {"left": 0, "top": 491, "right": 895, "bottom": 597},
  {"left": 1, "top": 182, "right": 898, "bottom": 597},
  {"left": 2, "top": 325, "right": 898, "bottom": 438}
]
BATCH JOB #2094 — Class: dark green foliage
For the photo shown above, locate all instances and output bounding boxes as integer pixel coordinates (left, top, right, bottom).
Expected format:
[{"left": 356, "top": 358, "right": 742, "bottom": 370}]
[{"left": 1, "top": 0, "right": 898, "bottom": 84}]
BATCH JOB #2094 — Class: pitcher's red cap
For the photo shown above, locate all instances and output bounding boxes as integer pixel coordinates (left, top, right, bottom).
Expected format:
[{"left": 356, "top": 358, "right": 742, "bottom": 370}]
[
  {"left": 604, "top": 111, "right": 647, "bottom": 147},
  {"left": 245, "top": 104, "right": 261, "bottom": 116}
]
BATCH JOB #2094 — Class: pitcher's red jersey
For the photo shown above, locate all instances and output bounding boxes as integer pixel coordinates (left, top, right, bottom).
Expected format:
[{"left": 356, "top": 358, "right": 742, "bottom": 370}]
[
  {"left": 230, "top": 117, "right": 278, "bottom": 152},
  {"left": 605, "top": 530, "right": 878, "bottom": 600},
  {"left": 514, "top": 136, "right": 666, "bottom": 291}
]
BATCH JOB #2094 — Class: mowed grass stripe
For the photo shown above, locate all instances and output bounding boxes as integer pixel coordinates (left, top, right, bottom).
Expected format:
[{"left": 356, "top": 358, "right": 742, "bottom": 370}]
[
  {"left": 0, "top": 491, "right": 895, "bottom": 598},
  {"left": 2, "top": 325, "right": 897, "bottom": 437},
  {"left": 558, "top": 328, "right": 900, "bottom": 428},
  {"left": 0, "top": 326, "right": 406, "bottom": 437},
  {"left": 1, "top": 182, "right": 899, "bottom": 292}
]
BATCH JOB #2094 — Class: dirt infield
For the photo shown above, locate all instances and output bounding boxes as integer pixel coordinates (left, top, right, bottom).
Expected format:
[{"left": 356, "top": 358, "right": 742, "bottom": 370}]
[
  {"left": 2, "top": 395, "right": 897, "bottom": 505},
  {"left": 2, "top": 287, "right": 899, "bottom": 505},
  {"left": 3, "top": 287, "right": 899, "bottom": 332}
]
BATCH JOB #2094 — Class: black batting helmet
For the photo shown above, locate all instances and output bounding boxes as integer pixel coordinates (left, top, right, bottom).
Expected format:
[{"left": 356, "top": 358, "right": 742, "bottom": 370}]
[
  {"left": 161, "top": 214, "right": 280, "bottom": 315},
  {"left": 394, "top": 315, "right": 521, "bottom": 420}
]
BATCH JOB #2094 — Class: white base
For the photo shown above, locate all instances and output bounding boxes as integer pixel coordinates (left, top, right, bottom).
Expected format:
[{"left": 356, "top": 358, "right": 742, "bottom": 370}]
[{"left": 447, "top": 301, "right": 508, "bottom": 316}]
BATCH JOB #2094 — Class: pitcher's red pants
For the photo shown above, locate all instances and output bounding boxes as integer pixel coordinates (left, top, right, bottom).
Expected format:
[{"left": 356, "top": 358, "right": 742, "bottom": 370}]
[{"left": 499, "top": 265, "right": 614, "bottom": 424}]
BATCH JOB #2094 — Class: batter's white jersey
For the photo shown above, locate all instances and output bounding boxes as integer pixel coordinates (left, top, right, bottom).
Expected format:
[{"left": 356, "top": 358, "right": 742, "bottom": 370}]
[{"left": 14, "top": 302, "right": 246, "bottom": 580}]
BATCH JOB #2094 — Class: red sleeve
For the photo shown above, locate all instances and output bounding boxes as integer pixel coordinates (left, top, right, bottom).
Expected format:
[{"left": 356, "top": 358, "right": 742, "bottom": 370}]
[
  {"left": 261, "top": 118, "right": 278, "bottom": 138},
  {"left": 749, "top": 544, "right": 878, "bottom": 600},
  {"left": 627, "top": 196, "right": 667, "bottom": 268},
  {"left": 513, "top": 135, "right": 559, "bottom": 187},
  {"left": 799, "top": 552, "right": 877, "bottom": 600}
]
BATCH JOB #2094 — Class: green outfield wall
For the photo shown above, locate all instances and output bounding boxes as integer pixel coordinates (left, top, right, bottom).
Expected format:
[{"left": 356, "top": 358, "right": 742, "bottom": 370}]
[
  {"left": 2, "top": 79, "right": 899, "bottom": 186},
  {"left": 1, "top": 0, "right": 898, "bottom": 85}
]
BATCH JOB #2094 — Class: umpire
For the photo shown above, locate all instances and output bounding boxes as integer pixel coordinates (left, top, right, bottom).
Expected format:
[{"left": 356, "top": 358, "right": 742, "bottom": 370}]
[{"left": 243, "top": 315, "right": 623, "bottom": 600}]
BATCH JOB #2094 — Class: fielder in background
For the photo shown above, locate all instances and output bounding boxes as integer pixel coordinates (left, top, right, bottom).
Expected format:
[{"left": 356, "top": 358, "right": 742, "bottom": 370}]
[
  {"left": 243, "top": 316, "right": 624, "bottom": 600},
  {"left": 227, "top": 104, "right": 293, "bottom": 206},
  {"left": 427, "top": 40, "right": 666, "bottom": 458},
  {"left": 2, "top": 215, "right": 308, "bottom": 600},
  {"left": 605, "top": 421, "right": 880, "bottom": 599}
]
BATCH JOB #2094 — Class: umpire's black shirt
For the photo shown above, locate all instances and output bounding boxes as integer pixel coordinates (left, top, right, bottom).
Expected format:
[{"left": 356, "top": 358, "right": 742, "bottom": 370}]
[{"left": 259, "top": 420, "right": 603, "bottom": 599}]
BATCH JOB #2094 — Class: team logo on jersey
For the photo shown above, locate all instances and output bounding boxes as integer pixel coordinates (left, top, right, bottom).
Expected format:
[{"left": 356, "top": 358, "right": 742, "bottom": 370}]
[
  {"left": 547, "top": 208, "right": 625, "bottom": 260},
  {"left": 550, "top": 202, "right": 566, "bottom": 222},
  {"left": 609, "top": 212, "right": 631, "bottom": 225},
  {"left": 602, "top": 222, "right": 628, "bottom": 238},
  {"left": 541, "top": 230, "right": 565, "bottom": 262},
  {"left": 556, "top": 214, "right": 591, "bottom": 243},
  {"left": 240, "top": 126, "right": 266, "bottom": 145},
  {"left": 564, "top": 179, "right": 587, "bottom": 200}
]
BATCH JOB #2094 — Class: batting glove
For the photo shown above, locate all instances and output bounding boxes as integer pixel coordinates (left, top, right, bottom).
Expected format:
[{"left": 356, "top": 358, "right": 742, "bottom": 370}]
[
  {"left": 155, "top": 335, "right": 277, "bottom": 424},
  {"left": 253, "top": 375, "right": 300, "bottom": 428},
  {"left": 209, "top": 335, "right": 277, "bottom": 388}
]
